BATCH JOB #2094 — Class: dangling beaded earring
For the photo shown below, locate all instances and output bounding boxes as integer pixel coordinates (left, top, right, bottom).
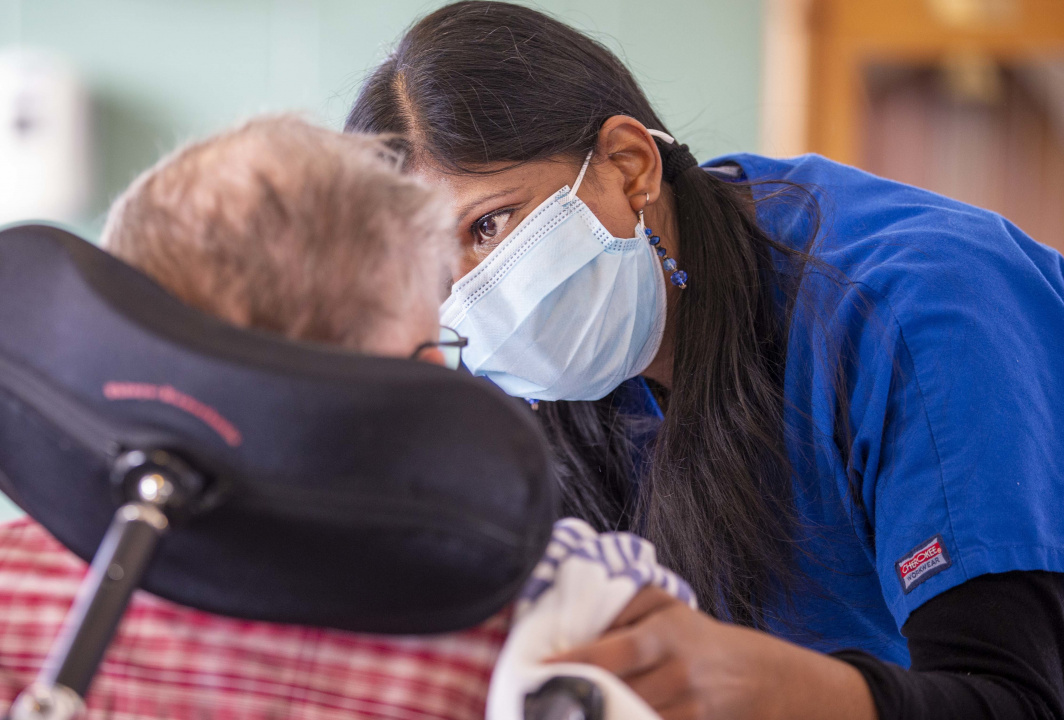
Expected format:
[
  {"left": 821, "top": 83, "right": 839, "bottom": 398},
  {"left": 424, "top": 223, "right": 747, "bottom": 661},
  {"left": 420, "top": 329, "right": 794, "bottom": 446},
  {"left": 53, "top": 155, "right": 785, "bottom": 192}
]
[{"left": 639, "top": 195, "right": 688, "bottom": 289}]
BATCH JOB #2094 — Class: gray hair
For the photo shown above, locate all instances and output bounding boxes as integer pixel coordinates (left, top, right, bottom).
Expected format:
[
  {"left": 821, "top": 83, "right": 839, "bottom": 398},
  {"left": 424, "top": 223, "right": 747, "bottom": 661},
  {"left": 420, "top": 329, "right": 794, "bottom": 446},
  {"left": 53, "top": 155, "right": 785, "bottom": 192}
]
[{"left": 103, "top": 114, "right": 455, "bottom": 350}]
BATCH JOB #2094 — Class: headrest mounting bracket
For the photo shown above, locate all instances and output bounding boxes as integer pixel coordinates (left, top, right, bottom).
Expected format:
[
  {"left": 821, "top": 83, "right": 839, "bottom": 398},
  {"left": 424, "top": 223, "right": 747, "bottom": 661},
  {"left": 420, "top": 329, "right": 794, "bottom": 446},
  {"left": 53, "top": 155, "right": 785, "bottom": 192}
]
[
  {"left": 109, "top": 449, "right": 215, "bottom": 521},
  {"left": 9, "top": 450, "right": 214, "bottom": 719}
]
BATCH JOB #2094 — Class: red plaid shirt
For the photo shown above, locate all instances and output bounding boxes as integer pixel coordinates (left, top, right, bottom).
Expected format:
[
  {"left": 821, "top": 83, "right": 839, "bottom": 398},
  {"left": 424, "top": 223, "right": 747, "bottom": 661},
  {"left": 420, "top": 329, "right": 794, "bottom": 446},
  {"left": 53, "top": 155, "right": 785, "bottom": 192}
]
[{"left": 0, "top": 518, "right": 508, "bottom": 719}]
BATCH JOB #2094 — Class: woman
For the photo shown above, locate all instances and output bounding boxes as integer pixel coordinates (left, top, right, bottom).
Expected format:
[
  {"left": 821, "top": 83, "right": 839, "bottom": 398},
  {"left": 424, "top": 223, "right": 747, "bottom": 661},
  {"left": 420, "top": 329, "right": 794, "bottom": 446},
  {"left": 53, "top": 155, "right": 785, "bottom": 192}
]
[{"left": 346, "top": 3, "right": 1064, "bottom": 719}]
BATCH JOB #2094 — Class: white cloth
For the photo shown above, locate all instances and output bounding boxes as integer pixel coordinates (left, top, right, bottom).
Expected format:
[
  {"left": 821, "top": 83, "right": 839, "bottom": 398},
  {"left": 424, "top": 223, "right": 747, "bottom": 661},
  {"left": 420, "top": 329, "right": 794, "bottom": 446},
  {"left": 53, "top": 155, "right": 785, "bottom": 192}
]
[{"left": 487, "top": 518, "right": 697, "bottom": 720}]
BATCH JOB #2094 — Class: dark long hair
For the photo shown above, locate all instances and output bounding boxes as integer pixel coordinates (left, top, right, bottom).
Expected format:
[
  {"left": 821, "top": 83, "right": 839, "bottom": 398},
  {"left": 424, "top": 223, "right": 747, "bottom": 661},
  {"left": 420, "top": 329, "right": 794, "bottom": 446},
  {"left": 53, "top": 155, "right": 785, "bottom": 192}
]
[{"left": 346, "top": 1, "right": 813, "bottom": 626}]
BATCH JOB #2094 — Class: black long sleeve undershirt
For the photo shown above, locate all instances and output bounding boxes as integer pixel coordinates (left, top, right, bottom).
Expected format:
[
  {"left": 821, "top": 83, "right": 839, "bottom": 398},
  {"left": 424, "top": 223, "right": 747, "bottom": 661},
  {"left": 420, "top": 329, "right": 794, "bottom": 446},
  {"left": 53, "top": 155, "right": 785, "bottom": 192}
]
[{"left": 833, "top": 571, "right": 1064, "bottom": 720}]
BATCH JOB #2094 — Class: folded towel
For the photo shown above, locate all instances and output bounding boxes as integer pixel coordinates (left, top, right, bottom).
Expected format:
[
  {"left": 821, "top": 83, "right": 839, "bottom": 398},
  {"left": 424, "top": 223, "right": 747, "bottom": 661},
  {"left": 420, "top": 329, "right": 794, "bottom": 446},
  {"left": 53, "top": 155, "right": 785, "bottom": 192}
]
[{"left": 487, "top": 518, "right": 697, "bottom": 720}]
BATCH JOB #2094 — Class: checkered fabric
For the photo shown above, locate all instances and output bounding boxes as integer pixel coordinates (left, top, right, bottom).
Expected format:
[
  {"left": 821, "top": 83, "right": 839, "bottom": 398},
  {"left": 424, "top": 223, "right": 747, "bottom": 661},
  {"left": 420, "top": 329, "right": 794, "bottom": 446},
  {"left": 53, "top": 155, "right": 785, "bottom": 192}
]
[{"left": 0, "top": 518, "right": 508, "bottom": 720}]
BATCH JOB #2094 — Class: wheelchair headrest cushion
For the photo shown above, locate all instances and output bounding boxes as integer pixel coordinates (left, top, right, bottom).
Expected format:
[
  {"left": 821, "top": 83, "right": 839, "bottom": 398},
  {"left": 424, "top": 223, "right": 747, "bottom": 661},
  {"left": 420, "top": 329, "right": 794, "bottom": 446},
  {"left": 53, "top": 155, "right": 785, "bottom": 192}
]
[{"left": 0, "top": 224, "right": 556, "bottom": 634}]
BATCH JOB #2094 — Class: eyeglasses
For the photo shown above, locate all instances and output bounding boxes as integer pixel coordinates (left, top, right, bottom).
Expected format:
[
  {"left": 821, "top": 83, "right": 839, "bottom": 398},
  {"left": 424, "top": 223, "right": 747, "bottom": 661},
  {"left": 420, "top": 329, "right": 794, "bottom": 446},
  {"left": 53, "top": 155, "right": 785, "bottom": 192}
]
[{"left": 411, "top": 326, "right": 468, "bottom": 370}]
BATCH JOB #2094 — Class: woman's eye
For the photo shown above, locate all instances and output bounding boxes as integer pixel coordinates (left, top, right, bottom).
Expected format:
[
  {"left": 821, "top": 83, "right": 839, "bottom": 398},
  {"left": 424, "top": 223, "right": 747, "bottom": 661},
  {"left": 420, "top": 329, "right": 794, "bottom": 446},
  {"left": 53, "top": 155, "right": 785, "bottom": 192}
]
[{"left": 473, "top": 210, "right": 514, "bottom": 245}]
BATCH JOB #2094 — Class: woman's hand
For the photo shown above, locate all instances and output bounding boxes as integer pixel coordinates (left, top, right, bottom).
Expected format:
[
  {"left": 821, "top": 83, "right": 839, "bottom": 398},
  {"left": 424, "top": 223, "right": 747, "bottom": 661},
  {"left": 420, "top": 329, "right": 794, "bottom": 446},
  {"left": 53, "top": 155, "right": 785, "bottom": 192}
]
[{"left": 550, "top": 586, "right": 877, "bottom": 720}]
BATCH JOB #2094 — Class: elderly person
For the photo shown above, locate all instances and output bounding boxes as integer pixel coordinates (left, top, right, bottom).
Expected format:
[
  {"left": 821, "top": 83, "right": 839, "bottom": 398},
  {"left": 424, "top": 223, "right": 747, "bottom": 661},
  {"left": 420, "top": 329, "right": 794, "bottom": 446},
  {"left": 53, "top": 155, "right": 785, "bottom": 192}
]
[
  {"left": 0, "top": 116, "right": 689, "bottom": 720},
  {"left": 0, "top": 116, "right": 492, "bottom": 720}
]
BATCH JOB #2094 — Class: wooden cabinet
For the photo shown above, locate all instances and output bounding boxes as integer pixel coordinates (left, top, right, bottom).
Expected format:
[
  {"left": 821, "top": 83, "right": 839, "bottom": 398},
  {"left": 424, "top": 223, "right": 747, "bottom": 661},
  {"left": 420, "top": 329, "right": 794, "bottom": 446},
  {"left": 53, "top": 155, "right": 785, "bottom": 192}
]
[{"left": 766, "top": 0, "right": 1064, "bottom": 249}]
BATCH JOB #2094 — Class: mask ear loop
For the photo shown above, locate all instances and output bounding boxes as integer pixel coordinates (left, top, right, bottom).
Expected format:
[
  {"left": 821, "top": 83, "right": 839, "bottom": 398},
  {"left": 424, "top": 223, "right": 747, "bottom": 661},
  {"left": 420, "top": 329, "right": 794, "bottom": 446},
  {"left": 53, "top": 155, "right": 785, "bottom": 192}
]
[
  {"left": 565, "top": 148, "right": 596, "bottom": 205},
  {"left": 647, "top": 129, "right": 676, "bottom": 144},
  {"left": 567, "top": 130, "right": 673, "bottom": 205}
]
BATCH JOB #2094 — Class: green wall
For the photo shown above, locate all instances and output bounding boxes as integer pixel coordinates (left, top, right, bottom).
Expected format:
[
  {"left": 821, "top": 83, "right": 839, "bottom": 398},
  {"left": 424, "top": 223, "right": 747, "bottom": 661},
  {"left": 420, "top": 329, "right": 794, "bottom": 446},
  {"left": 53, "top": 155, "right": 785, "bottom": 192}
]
[{"left": 0, "top": 0, "right": 763, "bottom": 522}]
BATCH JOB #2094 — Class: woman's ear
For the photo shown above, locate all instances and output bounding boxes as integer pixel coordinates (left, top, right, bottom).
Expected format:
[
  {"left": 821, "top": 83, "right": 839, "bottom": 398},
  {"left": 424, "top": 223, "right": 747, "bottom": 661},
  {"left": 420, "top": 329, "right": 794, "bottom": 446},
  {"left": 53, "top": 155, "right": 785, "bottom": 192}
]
[{"left": 596, "top": 115, "right": 664, "bottom": 213}]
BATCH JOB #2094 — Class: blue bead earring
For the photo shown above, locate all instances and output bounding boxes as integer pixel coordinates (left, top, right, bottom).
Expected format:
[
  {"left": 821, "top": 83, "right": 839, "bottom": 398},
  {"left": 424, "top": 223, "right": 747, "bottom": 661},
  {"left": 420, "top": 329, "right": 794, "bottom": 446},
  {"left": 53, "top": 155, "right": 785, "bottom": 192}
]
[{"left": 639, "top": 198, "right": 688, "bottom": 289}]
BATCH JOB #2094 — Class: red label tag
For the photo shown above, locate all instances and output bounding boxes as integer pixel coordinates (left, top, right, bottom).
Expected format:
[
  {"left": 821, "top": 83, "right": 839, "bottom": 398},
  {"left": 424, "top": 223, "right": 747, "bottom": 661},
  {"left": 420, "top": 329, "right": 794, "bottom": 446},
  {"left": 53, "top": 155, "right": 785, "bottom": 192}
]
[
  {"left": 896, "top": 535, "right": 951, "bottom": 593},
  {"left": 103, "top": 381, "right": 243, "bottom": 447}
]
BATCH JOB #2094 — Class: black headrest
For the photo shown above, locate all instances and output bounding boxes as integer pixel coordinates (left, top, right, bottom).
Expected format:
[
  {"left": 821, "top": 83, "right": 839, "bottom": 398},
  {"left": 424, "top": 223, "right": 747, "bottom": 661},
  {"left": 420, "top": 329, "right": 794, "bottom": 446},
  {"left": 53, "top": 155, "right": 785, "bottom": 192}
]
[{"left": 0, "top": 224, "right": 555, "bottom": 634}]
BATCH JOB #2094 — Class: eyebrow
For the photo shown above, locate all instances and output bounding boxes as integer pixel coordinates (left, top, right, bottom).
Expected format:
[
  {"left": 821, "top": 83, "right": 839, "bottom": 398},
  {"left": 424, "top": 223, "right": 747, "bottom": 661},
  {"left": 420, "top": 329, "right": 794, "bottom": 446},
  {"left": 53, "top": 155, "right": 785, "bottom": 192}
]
[{"left": 455, "top": 186, "right": 522, "bottom": 223}]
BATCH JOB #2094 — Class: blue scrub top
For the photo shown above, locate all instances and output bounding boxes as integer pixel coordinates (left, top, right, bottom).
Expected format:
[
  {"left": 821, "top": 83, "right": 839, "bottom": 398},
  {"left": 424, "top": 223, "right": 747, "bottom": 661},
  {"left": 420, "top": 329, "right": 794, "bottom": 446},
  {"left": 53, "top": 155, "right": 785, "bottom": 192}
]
[{"left": 620, "top": 153, "right": 1064, "bottom": 666}]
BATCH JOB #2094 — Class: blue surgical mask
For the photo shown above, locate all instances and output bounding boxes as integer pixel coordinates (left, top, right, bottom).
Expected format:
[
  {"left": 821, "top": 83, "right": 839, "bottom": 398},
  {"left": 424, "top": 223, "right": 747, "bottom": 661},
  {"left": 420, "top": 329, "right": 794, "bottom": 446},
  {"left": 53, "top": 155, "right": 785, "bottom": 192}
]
[{"left": 439, "top": 149, "right": 667, "bottom": 402}]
